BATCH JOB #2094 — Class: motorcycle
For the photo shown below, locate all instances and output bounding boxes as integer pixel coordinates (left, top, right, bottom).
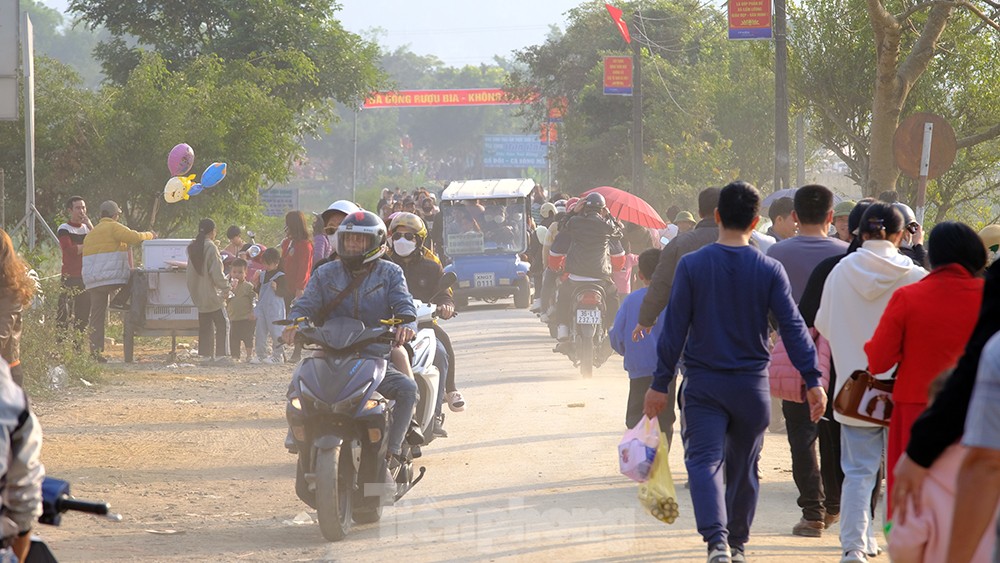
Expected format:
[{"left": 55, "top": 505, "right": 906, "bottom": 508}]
[
  {"left": 410, "top": 282, "right": 458, "bottom": 443},
  {"left": 282, "top": 272, "right": 455, "bottom": 542},
  {"left": 26, "top": 477, "right": 121, "bottom": 563},
  {"left": 567, "top": 281, "right": 610, "bottom": 378}
]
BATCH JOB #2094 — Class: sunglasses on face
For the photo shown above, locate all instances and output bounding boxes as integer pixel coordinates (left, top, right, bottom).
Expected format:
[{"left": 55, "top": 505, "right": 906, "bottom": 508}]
[{"left": 391, "top": 232, "right": 416, "bottom": 241}]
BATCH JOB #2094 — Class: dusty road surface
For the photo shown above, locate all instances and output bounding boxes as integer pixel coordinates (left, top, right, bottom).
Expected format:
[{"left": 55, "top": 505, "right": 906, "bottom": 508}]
[{"left": 32, "top": 303, "right": 877, "bottom": 562}]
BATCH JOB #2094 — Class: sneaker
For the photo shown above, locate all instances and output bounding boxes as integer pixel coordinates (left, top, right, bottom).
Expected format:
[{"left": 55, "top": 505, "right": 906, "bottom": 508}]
[
  {"left": 249, "top": 357, "right": 262, "bottom": 365},
  {"left": 212, "top": 356, "right": 234, "bottom": 365},
  {"left": 792, "top": 517, "right": 824, "bottom": 537},
  {"left": 411, "top": 444, "right": 422, "bottom": 459},
  {"left": 824, "top": 512, "right": 840, "bottom": 529},
  {"left": 867, "top": 546, "right": 882, "bottom": 558},
  {"left": 262, "top": 357, "right": 281, "bottom": 365},
  {"left": 447, "top": 391, "right": 466, "bottom": 412},
  {"left": 840, "top": 550, "right": 868, "bottom": 563},
  {"left": 432, "top": 418, "right": 448, "bottom": 438},
  {"left": 553, "top": 341, "right": 574, "bottom": 356},
  {"left": 707, "top": 542, "right": 731, "bottom": 563},
  {"left": 530, "top": 298, "right": 542, "bottom": 312},
  {"left": 730, "top": 545, "right": 747, "bottom": 563}
]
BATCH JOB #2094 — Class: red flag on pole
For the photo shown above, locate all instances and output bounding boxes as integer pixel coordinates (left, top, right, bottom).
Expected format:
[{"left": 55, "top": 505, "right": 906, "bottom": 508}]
[{"left": 605, "top": 4, "right": 631, "bottom": 44}]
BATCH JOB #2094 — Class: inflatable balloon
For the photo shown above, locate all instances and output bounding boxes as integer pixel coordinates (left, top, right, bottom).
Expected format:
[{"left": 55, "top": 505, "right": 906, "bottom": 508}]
[
  {"left": 163, "top": 177, "right": 186, "bottom": 203},
  {"left": 201, "top": 162, "right": 227, "bottom": 188},
  {"left": 178, "top": 174, "right": 196, "bottom": 197},
  {"left": 168, "top": 143, "right": 195, "bottom": 176},
  {"left": 186, "top": 183, "right": 204, "bottom": 197}
]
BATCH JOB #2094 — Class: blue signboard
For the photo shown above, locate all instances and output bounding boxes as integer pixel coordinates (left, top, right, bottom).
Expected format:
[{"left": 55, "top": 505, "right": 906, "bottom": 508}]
[{"left": 482, "top": 135, "right": 548, "bottom": 169}]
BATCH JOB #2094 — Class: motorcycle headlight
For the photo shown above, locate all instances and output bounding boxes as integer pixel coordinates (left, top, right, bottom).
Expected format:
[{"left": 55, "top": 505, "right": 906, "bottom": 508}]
[{"left": 290, "top": 397, "right": 303, "bottom": 411}]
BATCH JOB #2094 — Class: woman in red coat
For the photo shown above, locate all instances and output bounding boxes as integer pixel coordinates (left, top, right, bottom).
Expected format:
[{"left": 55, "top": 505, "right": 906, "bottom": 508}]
[
  {"left": 864, "top": 221, "right": 987, "bottom": 517},
  {"left": 280, "top": 210, "right": 313, "bottom": 309}
]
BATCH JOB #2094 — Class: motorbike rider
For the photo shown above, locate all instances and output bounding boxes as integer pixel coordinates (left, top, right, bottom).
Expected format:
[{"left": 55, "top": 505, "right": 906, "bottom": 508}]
[
  {"left": 0, "top": 358, "right": 44, "bottom": 562},
  {"left": 312, "top": 200, "right": 362, "bottom": 272},
  {"left": 386, "top": 213, "right": 465, "bottom": 434},
  {"left": 283, "top": 210, "right": 419, "bottom": 469},
  {"left": 548, "top": 192, "right": 625, "bottom": 354}
]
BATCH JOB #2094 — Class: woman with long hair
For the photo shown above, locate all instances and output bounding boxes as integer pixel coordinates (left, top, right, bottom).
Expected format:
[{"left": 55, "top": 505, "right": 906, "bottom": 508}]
[
  {"left": 279, "top": 210, "right": 313, "bottom": 309},
  {"left": 0, "top": 229, "right": 35, "bottom": 386},
  {"left": 815, "top": 203, "right": 927, "bottom": 563},
  {"left": 186, "top": 219, "right": 231, "bottom": 364},
  {"left": 864, "top": 221, "right": 986, "bottom": 518}
]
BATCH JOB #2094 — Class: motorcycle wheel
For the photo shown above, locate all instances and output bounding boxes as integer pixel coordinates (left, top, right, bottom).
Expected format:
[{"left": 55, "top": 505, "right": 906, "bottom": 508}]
[
  {"left": 315, "top": 446, "right": 353, "bottom": 541},
  {"left": 577, "top": 333, "right": 594, "bottom": 378}
]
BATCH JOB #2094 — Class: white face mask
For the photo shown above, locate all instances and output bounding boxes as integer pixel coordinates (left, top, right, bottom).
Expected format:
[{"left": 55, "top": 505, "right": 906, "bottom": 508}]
[
  {"left": 392, "top": 238, "right": 417, "bottom": 257},
  {"left": 327, "top": 234, "right": 337, "bottom": 249}
]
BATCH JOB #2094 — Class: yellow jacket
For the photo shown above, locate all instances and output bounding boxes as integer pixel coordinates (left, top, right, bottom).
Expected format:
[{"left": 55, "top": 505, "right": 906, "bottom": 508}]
[{"left": 82, "top": 218, "right": 154, "bottom": 289}]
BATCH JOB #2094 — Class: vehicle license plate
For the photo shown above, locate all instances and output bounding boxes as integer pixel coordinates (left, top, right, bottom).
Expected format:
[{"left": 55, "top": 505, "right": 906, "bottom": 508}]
[
  {"left": 474, "top": 273, "right": 495, "bottom": 288},
  {"left": 576, "top": 309, "right": 602, "bottom": 325}
]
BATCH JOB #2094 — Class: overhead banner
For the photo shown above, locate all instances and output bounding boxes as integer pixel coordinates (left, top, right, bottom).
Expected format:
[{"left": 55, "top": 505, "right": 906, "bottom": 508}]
[
  {"left": 603, "top": 56, "right": 633, "bottom": 96},
  {"left": 483, "top": 135, "right": 548, "bottom": 169},
  {"left": 728, "top": 0, "right": 772, "bottom": 40},
  {"left": 364, "top": 88, "right": 535, "bottom": 109}
]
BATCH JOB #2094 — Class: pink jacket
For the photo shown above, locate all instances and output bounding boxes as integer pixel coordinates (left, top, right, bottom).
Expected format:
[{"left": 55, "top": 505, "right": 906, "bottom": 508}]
[
  {"left": 768, "top": 328, "right": 831, "bottom": 402},
  {"left": 888, "top": 444, "right": 998, "bottom": 563}
]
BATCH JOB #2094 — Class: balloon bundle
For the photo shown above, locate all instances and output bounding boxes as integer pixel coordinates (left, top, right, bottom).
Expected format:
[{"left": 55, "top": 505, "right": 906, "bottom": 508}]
[{"left": 163, "top": 143, "right": 228, "bottom": 203}]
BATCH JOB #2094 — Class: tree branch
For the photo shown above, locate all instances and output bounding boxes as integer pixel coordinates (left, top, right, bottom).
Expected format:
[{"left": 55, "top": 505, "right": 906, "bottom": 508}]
[
  {"left": 958, "top": 0, "right": 1000, "bottom": 31},
  {"left": 957, "top": 122, "right": 1000, "bottom": 148},
  {"left": 897, "top": 4, "right": 954, "bottom": 85}
]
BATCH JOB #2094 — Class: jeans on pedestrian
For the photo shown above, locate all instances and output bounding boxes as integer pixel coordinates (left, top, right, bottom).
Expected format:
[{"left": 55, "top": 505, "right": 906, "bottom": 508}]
[
  {"left": 88, "top": 284, "right": 121, "bottom": 354},
  {"left": 379, "top": 367, "right": 418, "bottom": 455},
  {"left": 626, "top": 375, "right": 676, "bottom": 452},
  {"left": 198, "top": 309, "right": 229, "bottom": 358},
  {"left": 839, "top": 424, "right": 886, "bottom": 555},
  {"left": 682, "top": 372, "right": 770, "bottom": 548}
]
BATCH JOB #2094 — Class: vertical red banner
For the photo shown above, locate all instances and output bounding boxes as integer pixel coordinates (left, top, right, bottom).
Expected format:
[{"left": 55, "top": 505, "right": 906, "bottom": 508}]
[
  {"left": 603, "top": 56, "right": 633, "bottom": 96},
  {"left": 728, "top": 0, "right": 772, "bottom": 40}
]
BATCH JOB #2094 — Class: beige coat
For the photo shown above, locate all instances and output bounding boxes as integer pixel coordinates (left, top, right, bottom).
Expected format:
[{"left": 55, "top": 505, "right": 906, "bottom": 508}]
[{"left": 185, "top": 240, "right": 228, "bottom": 313}]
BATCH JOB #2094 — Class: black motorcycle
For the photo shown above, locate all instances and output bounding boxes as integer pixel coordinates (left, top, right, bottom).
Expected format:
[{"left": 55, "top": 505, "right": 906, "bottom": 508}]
[
  {"left": 26, "top": 477, "right": 120, "bottom": 563},
  {"left": 283, "top": 315, "right": 423, "bottom": 542}
]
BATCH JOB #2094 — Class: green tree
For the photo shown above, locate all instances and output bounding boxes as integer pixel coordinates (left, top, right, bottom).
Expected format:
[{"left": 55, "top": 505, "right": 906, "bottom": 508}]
[
  {"left": 788, "top": 0, "right": 1000, "bottom": 215},
  {"left": 506, "top": 1, "right": 775, "bottom": 210},
  {"left": 21, "top": 0, "right": 105, "bottom": 88}
]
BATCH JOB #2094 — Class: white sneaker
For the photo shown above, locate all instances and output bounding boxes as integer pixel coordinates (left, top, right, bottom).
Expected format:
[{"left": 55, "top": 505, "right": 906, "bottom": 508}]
[
  {"left": 530, "top": 298, "right": 542, "bottom": 312},
  {"left": 556, "top": 324, "right": 570, "bottom": 340},
  {"left": 249, "top": 357, "right": 261, "bottom": 365},
  {"left": 840, "top": 550, "right": 868, "bottom": 563},
  {"left": 262, "top": 357, "right": 281, "bottom": 365}
]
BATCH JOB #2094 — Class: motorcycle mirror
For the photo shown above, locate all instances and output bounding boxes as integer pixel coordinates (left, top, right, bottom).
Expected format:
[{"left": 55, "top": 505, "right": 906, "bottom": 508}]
[
  {"left": 535, "top": 225, "right": 549, "bottom": 244},
  {"left": 427, "top": 272, "right": 458, "bottom": 304}
]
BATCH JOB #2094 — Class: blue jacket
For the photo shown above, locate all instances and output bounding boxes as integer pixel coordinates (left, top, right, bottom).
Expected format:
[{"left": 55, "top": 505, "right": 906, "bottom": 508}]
[
  {"left": 290, "top": 259, "right": 417, "bottom": 355},
  {"left": 609, "top": 286, "right": 666, "bottom": 379}
]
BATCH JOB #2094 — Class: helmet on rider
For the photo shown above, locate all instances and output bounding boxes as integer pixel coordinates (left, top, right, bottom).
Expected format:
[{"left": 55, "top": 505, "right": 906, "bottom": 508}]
[
  {"left": 581, "top": 192, "right": 606, "bottom": 214},
  {"left": 321, "top": 200, "right": 361, "bottom": 224},
  {"left": 540, "top": 202, "right": 558, "bottom": 219},
  {"left": 336, "top": 211, "right": 387, "bottom": 270},
  {"left": 388, "top": 212, "right": 427, "bottom": 258}
]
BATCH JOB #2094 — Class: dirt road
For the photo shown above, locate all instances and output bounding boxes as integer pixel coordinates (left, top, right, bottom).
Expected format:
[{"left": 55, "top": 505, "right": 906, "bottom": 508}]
[{"left": 33, "top": 304, "right": 873, "bottom": 562}]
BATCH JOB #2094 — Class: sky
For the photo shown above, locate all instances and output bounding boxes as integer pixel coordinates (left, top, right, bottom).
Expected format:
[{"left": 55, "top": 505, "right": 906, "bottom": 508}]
[{"left": 42, "top": 0, "right": 587, "bottom": 67}]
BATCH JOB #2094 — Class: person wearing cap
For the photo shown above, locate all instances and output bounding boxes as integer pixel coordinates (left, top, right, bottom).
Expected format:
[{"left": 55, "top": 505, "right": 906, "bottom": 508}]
[
  {"left": 832, "top": 201, "right": 855, "bottom": 242},
  {"left": 82, "top": 201, "right": 156, "bottom": 361},
  {"left": 674, "top": 211, "right": 697, "bottom": 234}
]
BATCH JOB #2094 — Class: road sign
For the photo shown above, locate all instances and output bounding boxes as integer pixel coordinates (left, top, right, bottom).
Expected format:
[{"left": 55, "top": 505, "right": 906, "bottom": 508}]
[
  {"left": 482, "top": 135, "right": 548, "bottom": 169},
  {"left": 893, "top": 113, "right": 957, "bottom": 180}
]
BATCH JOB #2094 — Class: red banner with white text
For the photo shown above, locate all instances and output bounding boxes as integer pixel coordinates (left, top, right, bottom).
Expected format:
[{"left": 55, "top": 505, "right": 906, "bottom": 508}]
[{"left": 364, "top": 88, "right": 537, "bottom": 108}]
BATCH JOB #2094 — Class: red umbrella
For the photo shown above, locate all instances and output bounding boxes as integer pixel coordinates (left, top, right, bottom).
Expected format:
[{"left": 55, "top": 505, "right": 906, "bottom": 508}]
[{"left": 580, "top": 186, "right": 666, "bottom": 229}]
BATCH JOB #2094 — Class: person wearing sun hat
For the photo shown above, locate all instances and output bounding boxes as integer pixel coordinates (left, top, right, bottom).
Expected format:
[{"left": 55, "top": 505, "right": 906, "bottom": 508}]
[
  {"left": 832, "top": 201, "right": 856, "bottom": 242},
  {"left": 673, "top": 210, "right": 697, "bottom": 234}
]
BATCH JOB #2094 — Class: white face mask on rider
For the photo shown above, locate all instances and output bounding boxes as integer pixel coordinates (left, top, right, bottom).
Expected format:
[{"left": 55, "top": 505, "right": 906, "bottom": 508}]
[{"left": 392, "top": 237, "right": 417, "bottom": 257}]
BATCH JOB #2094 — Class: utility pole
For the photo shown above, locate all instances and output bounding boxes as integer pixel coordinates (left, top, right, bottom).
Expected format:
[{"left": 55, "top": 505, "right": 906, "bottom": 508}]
[
  {"left": 631, "top": 12, "right": 643, "bottom": 195},
  {"left": 773, "top": 0, "right": 790, "bottom": 191},
  {"left": 796, "top": 114, "right": 806, "bottom": 187},
  {"left": 352, "top": 109, "right": 358, "bottom": 202}
]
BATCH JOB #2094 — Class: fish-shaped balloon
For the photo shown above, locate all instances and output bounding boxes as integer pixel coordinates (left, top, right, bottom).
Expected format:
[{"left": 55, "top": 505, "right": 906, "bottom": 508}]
[{"left": 201, "top": 162, "right": 227, "bottom": 188}]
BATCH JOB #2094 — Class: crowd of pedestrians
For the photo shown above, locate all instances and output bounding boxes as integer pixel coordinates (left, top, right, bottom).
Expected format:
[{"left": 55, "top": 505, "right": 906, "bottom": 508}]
[{"left": 605, "top": 181, "right": 1000, "bottom": 562}]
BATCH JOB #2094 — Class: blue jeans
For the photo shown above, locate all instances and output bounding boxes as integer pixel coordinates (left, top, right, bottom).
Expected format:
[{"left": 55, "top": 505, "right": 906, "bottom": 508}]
[
  {"left": 682, "top": 372, "right": 770, "bottom": 548},
  {"left": 378, "top": 367, "right": 418, "bottom": 455},
  {"left": 839, "top": 424, "right": 885, "bottom": 554}
]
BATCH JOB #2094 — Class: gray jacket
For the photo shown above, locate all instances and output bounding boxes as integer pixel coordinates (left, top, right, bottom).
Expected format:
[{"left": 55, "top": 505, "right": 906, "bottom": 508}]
[
  {"left": 0, "top": 359, "right": 43, "bottom": 537},
  {"left": 186, "top": 240, "right": 228, "bottom": 313}
]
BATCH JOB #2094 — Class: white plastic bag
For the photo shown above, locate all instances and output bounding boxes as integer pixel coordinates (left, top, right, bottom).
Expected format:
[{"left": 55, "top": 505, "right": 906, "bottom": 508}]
[{"left": 618, "top": 415, "right": 659, "bottom": 482}]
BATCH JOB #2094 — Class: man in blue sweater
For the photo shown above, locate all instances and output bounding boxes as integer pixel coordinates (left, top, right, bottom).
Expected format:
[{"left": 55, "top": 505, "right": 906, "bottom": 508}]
[{"left": 643, "top": 181, "right": 827, "bottom": 563}]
